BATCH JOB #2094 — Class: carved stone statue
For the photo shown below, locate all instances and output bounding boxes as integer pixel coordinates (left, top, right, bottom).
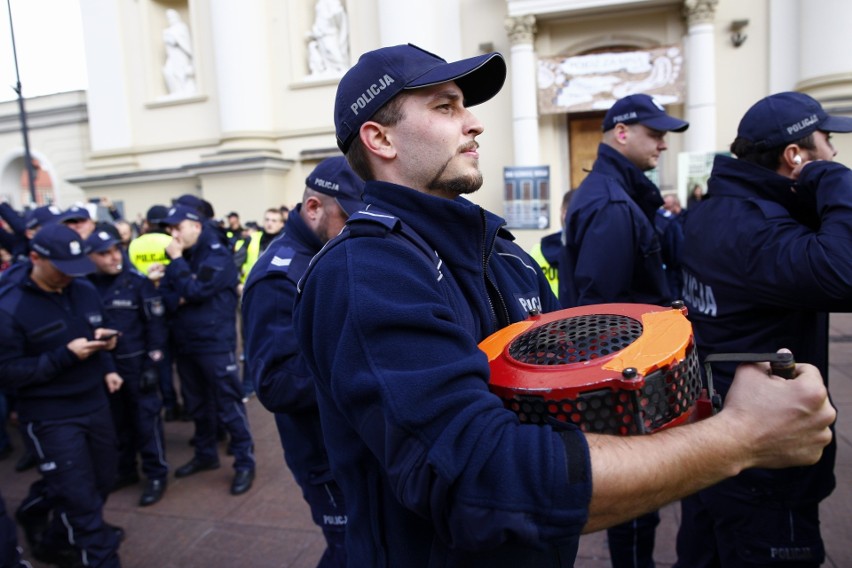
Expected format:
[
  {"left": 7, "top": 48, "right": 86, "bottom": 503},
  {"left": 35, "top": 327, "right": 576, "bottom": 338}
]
[
  {"left": 306, "top": 0, "right": 349, "bottom": 77},
  {"left": 162, "top": 9, "right": 196, "bottom": 96}
]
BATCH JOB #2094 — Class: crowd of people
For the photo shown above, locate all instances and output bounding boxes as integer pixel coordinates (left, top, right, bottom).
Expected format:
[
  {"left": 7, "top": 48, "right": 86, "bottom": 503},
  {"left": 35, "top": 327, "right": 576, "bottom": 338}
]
[
  {"left": 0, "top": 41, "right": 848, "bottom": 568},
  {"left": 0, "top": 184, "right": 339, "bottom": 566}
]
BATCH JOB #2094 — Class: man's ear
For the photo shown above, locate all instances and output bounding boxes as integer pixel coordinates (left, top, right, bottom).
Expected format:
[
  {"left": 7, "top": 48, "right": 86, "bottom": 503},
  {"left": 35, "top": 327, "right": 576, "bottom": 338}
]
[
  {"left": 782, "top": 144, "right": 803, "bottom": 168},
  {"left": 360, "top": 121, "right": 396, "bottom": 159},
  {"left": 303, "top": 195, "right": 323, "bottom": 217},
  {"left": 614, "top": 123, "right": 629, "bottom": 144}
]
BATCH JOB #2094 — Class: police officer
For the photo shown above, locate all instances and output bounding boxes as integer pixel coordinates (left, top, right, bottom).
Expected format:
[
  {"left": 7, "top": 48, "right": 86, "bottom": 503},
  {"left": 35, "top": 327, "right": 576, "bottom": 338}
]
[
  {"left": 59, "top": 204, "right": 97, "bottom": 240},
  {"left": 242, "top": 156, "right": 363, "bottom": 567},
  {"left": 291, "top": 44, "right": 836, "bottom": 568},
  {"left": 159, "top": 205, "right": 255, "bottom": 495},
  {"left": 558, "top": 94, "right": 688, "bottom": 309},
  {"left": 0, "top": 223, "right": 123, "bottom": 567},
  {"left": 128, "top": 204, "right": 181, "bottom": 422},
  {"left": 676, "top": 92, "right": 852, "bottom": 568},
  {"left": 86, "top": 226, "right": 170, "bottom": 507},
  {"left": 557, "top": 93, "right": 689, "bottom": 568},
  {"left": 128, "top": 205, "right": 172, "bottom": 280}
]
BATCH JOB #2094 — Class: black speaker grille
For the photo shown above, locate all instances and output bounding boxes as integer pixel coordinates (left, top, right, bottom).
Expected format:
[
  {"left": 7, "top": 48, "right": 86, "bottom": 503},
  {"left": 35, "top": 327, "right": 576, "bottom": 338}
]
[
  {"left": 503, "top": 346, "right": 702, "bottom": 435},
  {"left": 508, "top": 314, "right": 644, "bottom": 365}
]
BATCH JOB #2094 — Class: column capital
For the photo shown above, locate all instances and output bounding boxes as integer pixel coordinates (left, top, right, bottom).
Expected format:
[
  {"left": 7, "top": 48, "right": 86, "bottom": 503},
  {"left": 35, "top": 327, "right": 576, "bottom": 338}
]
[
  {"left": 683, "top": 0, "right": 718, "bottom": 27},
  {"left": 505, "top": 15, "right": 537, "bottom": 45}
]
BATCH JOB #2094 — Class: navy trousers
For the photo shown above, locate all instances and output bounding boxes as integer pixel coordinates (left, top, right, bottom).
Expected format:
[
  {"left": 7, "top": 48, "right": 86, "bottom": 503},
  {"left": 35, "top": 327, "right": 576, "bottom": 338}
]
[
  {"left": 21, "top": 408, "right": 120, "bottom": 567},
  {"left": 607, "top": 510, "right": 659, "bottom": 568},
  {"left": 111, "top": 355, "right": 168, "bottom": 482},
  {"left": 674, "top": 490, "right": 824, "bottom": 567},
  {"left": 273, "top": 413, "right": 346, "bottom": 568},
  {"left": 176, "top": 351, "right": 254, "bottom": 471}
]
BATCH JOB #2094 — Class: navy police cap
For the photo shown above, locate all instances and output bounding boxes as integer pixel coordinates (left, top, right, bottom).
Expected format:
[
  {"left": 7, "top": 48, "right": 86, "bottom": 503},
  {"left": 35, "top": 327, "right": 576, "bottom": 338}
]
[{"left": 334, "top": 44, "right": 506, "bottom": 153}]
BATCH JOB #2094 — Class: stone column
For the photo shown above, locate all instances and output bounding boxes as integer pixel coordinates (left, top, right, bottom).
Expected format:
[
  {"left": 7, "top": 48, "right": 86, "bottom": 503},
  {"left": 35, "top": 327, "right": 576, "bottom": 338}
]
[
  {"left": 798, "top": 0, "right": 852, "bottom": 101},
  {"left": 79, "top": 0, "right": 133, "bottom": 153},
  {"left": 505, "top": 15, "right": 540, "bottom": 166},
  {"left": 682, "top": 0, "right": 718, "bottom": 152},
  {"left": 377, "top": 0, "right": 462, "bottom": 61},
  {"left": 209, "top": 0, "right": 277, "bottom": 153}
]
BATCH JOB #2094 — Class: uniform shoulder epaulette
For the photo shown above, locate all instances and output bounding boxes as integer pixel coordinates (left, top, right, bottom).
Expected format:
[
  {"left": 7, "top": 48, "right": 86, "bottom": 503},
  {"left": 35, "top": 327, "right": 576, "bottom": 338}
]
[
  {"left": 346, "top": 208, "right": 401, "bottom": 237},
  {"left": 749, "top": 197, "right": 789, "bottom": 220},
  {"left": 265, "top": 245, "right": 297, "bottom": 275}
]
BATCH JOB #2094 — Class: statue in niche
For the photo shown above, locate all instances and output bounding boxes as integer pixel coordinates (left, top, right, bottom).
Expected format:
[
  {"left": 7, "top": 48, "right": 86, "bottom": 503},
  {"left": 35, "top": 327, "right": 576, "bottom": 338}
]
[
  {"left": 306, "top": 0, "right": 350, "bottom": 77},
  {"left": 162, "top": 8, "right": 196, "bottom": 96}
]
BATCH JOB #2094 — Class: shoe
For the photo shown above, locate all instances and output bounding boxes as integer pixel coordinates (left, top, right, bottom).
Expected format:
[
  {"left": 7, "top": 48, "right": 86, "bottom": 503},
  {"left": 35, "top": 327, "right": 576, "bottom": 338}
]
[
  {"left": 105, "top": 522, "right": 125, "bottom": 542},
  {"left": 230, "top": 469, "right": 255, "bottom": 495},
  {"left": 174, "top": 458, "right": 220, "bottom": 478},
  {"left": 0, "top": 444, "right": 12, "bottom": 460},
  {"left": 31, "top": 541, "right": 82, "bottom": 567},
  {"left": 15, "top": 450, "right": 36, "bottom": 472},
  {"left": 15, "top": 506, "right": 48, "bottom": 549},
  {"left": 111, "top": 471, "right": 140, "bottom": 492},
  {"left": 139, "top": 478, "right": 167, "bottom": 506}
]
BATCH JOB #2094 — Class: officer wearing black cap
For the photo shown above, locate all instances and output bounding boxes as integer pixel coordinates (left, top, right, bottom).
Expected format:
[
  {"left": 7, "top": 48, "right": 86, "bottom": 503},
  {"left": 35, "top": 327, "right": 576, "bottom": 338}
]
[
  {"left": 86, "top": 226, "right": 170, "bottom": 507},
  {"left": 159, "top": 204, "right": 255, "bottom": 495},
  {"left": 0, "top": 223, "right": 124, "bottom": 566},
  {"left": 0, "top": 198, "right": 31, "bottom": 265},
  {"left": 557, "top": 94, "right": 689, "bottom": 568},
  {"left": 559, "top": 93, "right": 689, "bottom": 309},
  {"left": 675, "top": 92, "right": 852, "bottom": 568},
  {"left": 292, "top": 42, "right": 834, "bottom": 568},
  {"left": 0, "top": 204, "right": 63, "bottom": 285},
  {"left": 242, "top": 156, "right": 364, "bottom": 567},
  {"left": 60, "top": 204, "right": 97, "bottom": 239}
]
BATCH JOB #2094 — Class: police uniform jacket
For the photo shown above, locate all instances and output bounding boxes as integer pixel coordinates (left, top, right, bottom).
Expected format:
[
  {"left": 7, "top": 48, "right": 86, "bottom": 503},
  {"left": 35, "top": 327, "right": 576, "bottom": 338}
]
[
  {"left": 88, "top": 267, "right": 167, "bottom": 368},
  {"left": 0, "top": 202, "right": 28, "bottom": 263},
  {"left": 242, "top": 206, "right": 331, "bottom": 486},
  {"left": 558, "top": 143, "right": 669, "bottom": 308},
  {"left": 681, "top": 154, "right": 852, "bottom": 504},
  {"left": 160, "top": 226, "right": 239, "bottom": 354},
  {"left": 0, "top": 275, "right": 116, "bottom": 422},
  {"left": 294, "top": 181, "right": 592, "bottom": 567}
]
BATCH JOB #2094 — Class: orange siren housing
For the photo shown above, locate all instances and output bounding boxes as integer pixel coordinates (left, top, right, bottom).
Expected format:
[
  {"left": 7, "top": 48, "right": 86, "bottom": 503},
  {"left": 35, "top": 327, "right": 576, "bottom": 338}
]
[{"left": 480, "top": 303, "right": 702, "bottom": 435}]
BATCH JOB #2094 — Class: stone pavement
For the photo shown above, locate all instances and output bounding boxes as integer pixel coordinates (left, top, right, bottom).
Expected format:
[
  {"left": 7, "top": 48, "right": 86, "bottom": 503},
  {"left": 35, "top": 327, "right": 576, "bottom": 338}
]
[{"left": 2, "top": 313, "right": 851, "bottom": 567}]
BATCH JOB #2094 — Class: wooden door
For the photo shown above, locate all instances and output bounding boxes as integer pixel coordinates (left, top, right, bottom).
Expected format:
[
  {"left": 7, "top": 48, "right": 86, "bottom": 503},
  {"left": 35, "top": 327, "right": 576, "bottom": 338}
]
[{"left": 568, "top": 115, "right": 604, "bottom": 189}]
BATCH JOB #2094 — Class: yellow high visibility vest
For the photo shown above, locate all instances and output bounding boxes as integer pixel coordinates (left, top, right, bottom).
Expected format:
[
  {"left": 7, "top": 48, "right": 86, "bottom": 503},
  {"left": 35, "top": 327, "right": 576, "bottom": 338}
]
[
  {"left": 128, "top": 233, "right": 172, "bottom": 276},
  {"left": 529, "top": 242, "right": 559, "bottom": 298}
]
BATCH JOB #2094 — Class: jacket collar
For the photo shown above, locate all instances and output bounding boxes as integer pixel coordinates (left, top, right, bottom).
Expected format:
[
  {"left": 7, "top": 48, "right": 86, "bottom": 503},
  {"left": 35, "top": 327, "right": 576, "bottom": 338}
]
[
  {"left": 708, "top": 154, "right": 800, "bottom": 210},
  {"left": 284, "top": 204, "right": 324, "bottom": 254},
  {"left": 593, "top": 143, "right": 664, "bottom": 218},
  {"left": 362, "top": 181, "right": 513, "bottom": 269}
]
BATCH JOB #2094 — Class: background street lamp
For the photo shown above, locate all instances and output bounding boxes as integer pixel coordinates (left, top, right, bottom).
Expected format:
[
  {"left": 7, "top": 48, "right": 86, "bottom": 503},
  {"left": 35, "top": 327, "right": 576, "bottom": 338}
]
[{"left": 6, "top": 0, "right": 37, "bottom": 204}]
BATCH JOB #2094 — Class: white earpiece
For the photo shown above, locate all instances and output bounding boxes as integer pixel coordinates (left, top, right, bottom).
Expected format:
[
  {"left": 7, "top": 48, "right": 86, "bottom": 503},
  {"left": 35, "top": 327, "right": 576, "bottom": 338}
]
[{"left": 793, "top": 155, "right": 802, "bottom": 165}]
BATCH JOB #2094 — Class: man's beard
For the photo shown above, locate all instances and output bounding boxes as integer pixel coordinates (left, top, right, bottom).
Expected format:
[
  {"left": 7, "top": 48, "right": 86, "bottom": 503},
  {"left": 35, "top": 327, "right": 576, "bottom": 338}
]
[
  {"left": 426, "top": 157, "right": 484, "bottom": 196},
  {"left": 429, "top": 173, "right": 483, "bottom": 196}
]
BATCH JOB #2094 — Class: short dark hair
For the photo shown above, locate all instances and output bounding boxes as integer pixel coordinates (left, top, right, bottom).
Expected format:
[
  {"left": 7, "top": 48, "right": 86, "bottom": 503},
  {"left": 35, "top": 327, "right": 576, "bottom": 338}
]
[
  {"left": 730, "top": 133, "right": 816, "bottom": 170},
  {"left": 346, "top": 95, "right": 407, "bottom": 181}
]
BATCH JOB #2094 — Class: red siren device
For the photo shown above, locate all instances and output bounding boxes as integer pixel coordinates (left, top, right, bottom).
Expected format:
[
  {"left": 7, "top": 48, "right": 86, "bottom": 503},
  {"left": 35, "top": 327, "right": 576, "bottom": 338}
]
[{"left": 479, "top": 303, "right": 705, "bottom": 435}]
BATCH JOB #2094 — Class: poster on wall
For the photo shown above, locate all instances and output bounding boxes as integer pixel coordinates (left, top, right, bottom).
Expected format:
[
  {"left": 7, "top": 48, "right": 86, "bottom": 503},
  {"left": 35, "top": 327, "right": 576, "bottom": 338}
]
[
  {"left": 538, "top": 45, "right": 685, "bottom": 115},
  {"left": 503, "top": 166, "right": 550, "bottom": 230}
]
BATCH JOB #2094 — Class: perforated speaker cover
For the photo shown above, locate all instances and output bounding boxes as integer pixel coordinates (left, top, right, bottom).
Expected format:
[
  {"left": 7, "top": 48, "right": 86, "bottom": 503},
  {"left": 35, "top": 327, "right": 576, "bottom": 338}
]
[{"left": 480, "top": 303, "right": 702, "bottom": 435}]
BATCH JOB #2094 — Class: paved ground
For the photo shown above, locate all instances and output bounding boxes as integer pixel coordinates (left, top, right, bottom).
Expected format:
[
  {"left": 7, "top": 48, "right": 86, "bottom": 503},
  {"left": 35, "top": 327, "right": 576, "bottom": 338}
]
[{"left": 2, "top": 313, "right": 851, "bottom": 567}]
